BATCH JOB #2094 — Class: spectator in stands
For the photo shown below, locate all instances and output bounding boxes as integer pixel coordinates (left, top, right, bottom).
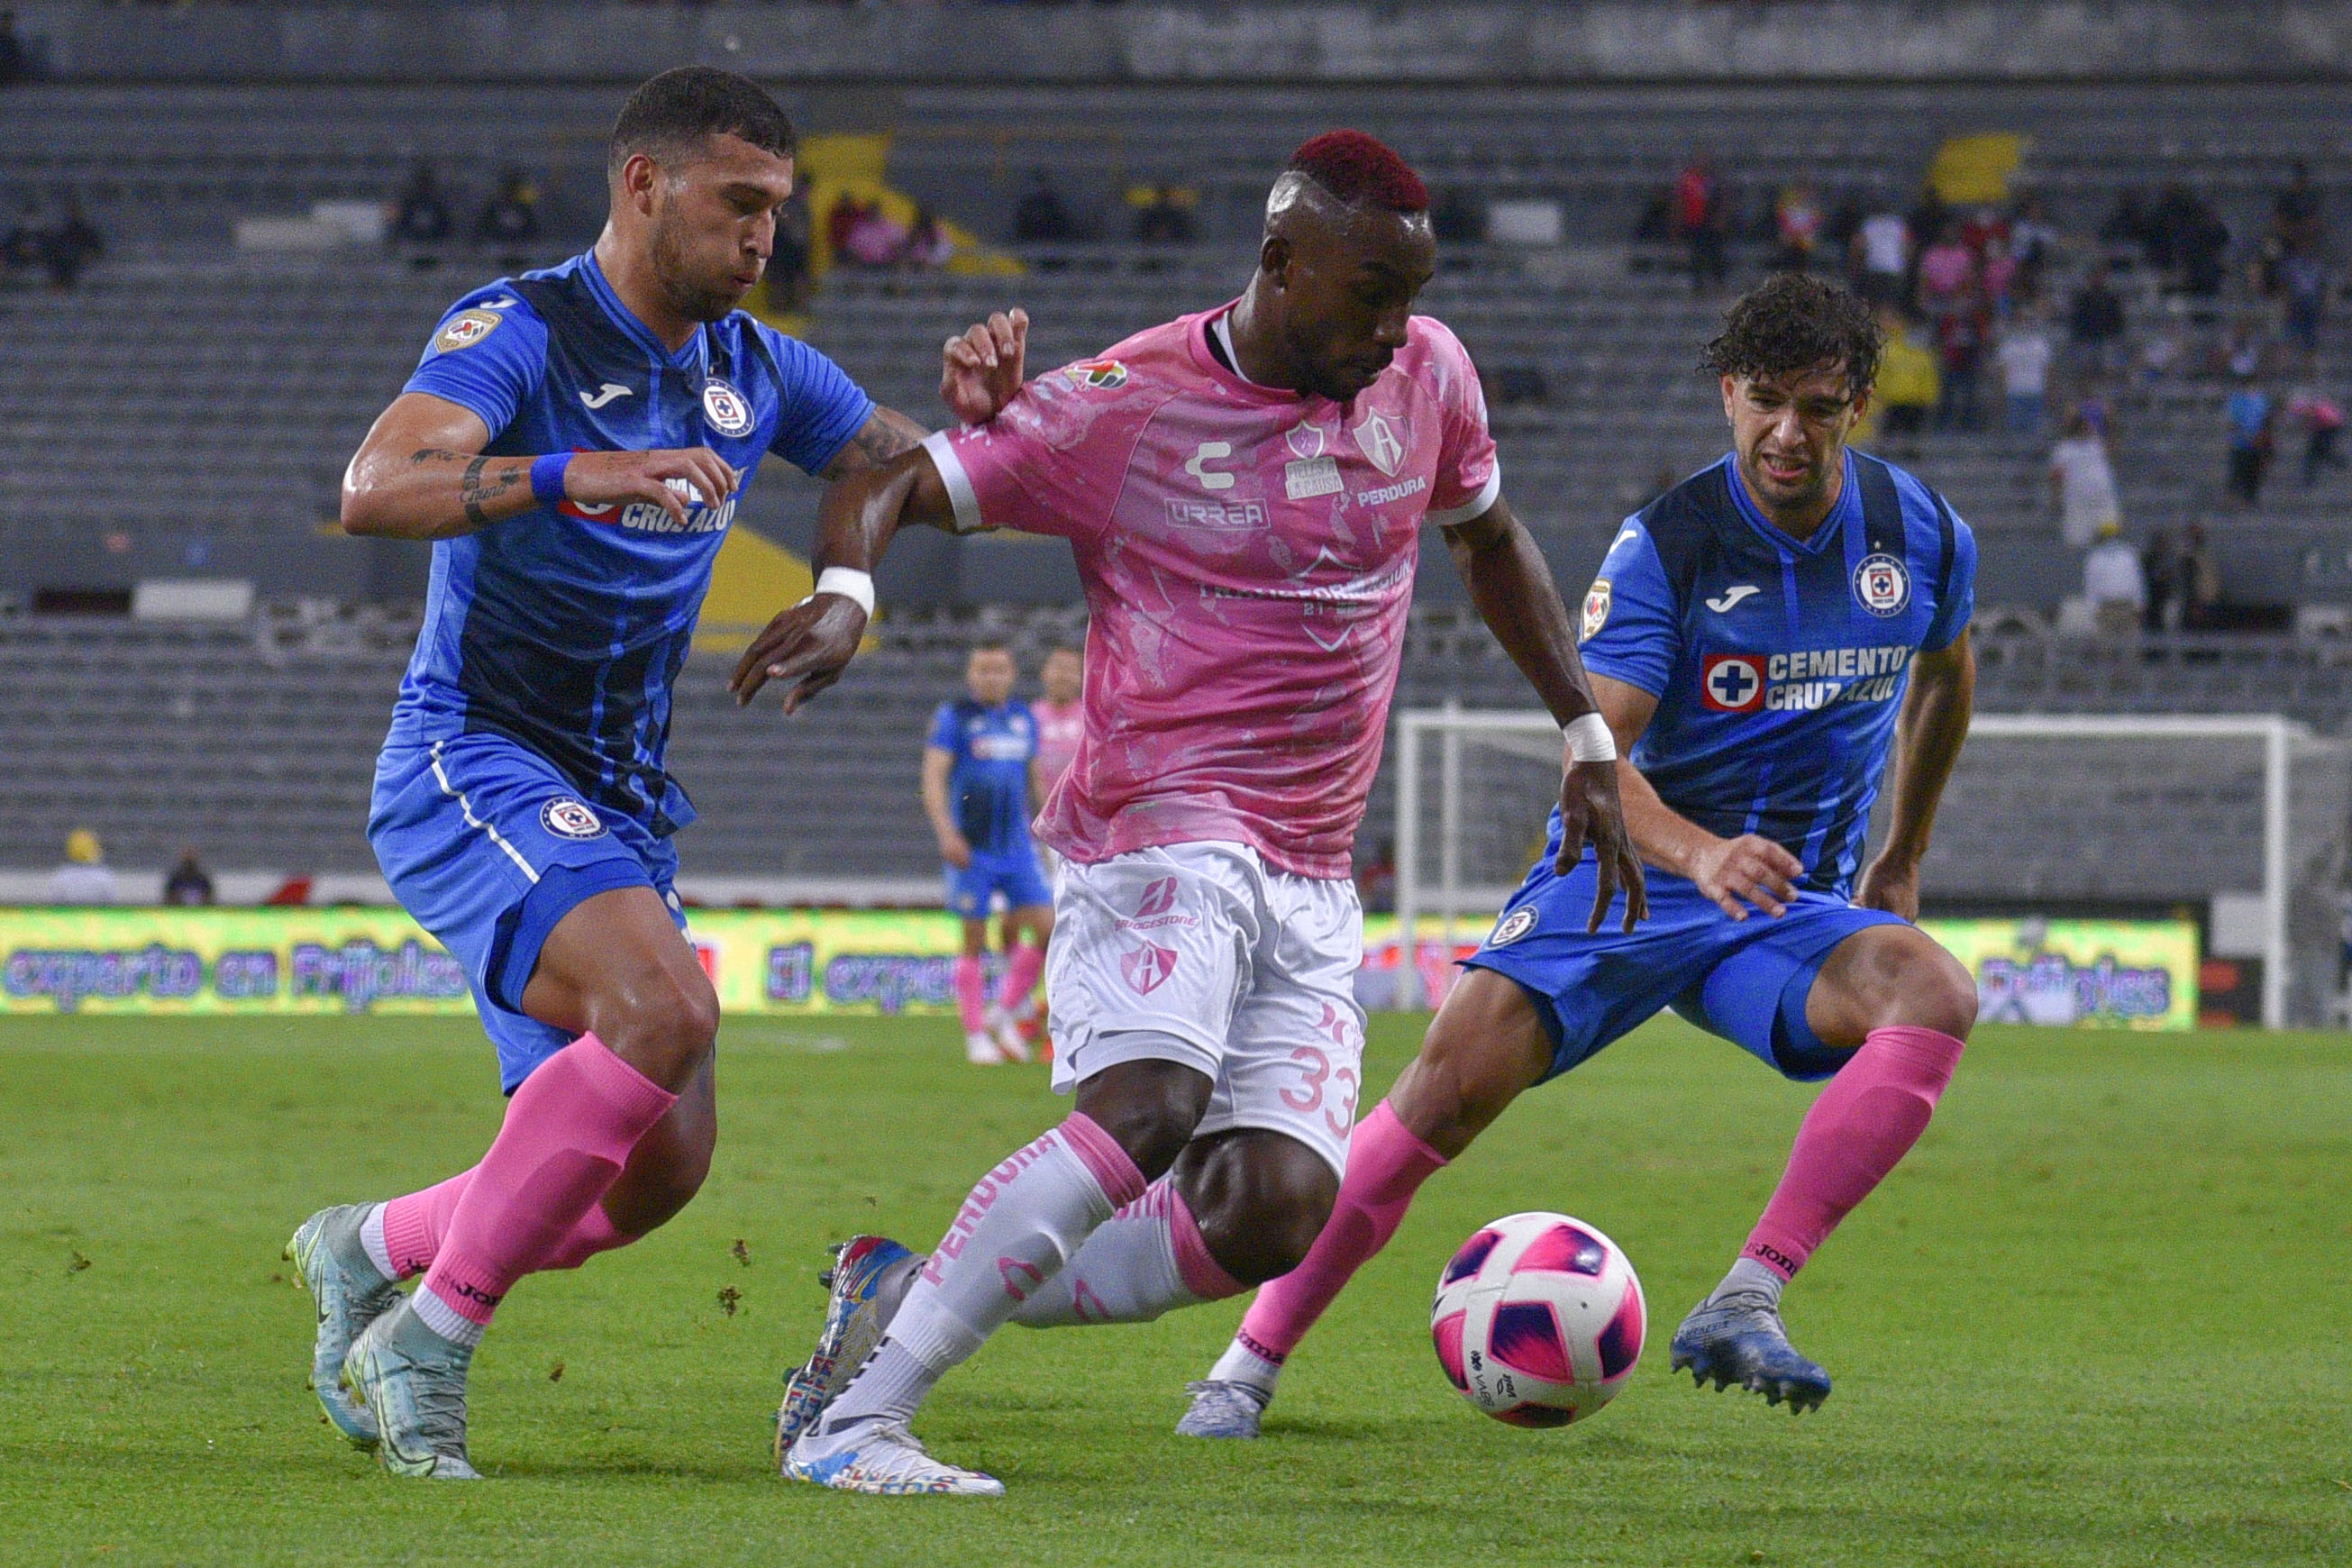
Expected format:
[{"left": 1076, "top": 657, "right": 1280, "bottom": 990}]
[
  {"left": 1356, "top": 838, "right": 1398, "bottom": 916},
  {"left": 1997, "top": 311, "right": 2054, "bottom": 438},
  {"left": 1915, "top": 222, "right": 1975, "bottom": 315},
  {"left": 0, "top": 10, "right": 32, "bottom": 87},
  {"left": 1852, "top": 204, "right": 1910, "bottom": 306},
  {"left": 2225, "top": 380, "right": 2276, "bottom": 507},
  {"left": 1670, "top": 154, "right": 1728, "bottom": 294},
  {"left": 825, "top": 188, "right": 864, "bottom": 256},
  {"left": 1932, "top": 293, "right": 1988, "bottom": 433},
  {"left": 2049, "top": 409, "right": 2120, "bottom": 549},
  {"left": 2154, "top": 181, "right": 2230, "bottom": 301},
  {"left": 765, "top": 181, "right": 815, "bottom": 313},
  {"left": 1011, "top": 169, "right": 1077, "bottom": 244},
  {"left": 2280, "top": 249, "right": 2329, "bottom": 359},
  {"left": 2008, "top": 194, "right": 2059, "bottom": 299},
  {"left": 1772, "top": 179, "right": 1823, "bottom": 273},
  {"left": 163, "top": 848, "right": 216, "bottom": 907},
  {"left": 1431, "top": 187, "right": 1481, "bottom": 248},
  {"left": 49, "top": 828, "right": 116, "bottom": 905},
  {"left": 901, "top": 207, "right": 953, "bottom": 269},
  {"left": 841, "top": 199, "right": 907, "bottom": 268},
  {"left": 2181, "top": 523, "right": 2223, "bottom": 630},
  {"left": 1871, "top": 305, "right": 1937, "bottom": 453},
  {"left": 2289, "top": 387, "right": 2346, "bottom": 487},
  {"left": 2066, "top": 260, "right": 2127, "bottom": 380},
  {"left": 2098, "top": 187, "right": 2155, "bottom": 260},
  {"left": 36, "top": 192, "right": 100, "bottom": 289},
  {"left": 1132, "top": 184, "right": 1196, "bottom": 245},
  {"left": 2082, "top": 521, "right": 2145, "bottom": 639},
  {"left": 473, "top": 167, "right": 541, "bottom": 263},
  {"left": 391, "top": 160, "right": 452, "bottom": 260},
  {"left": 2139, "top": 527, "right": 2178, "bottom": 634},
  {"left": 2269, "top": 160, "right": 2326, "bottom": 263}
]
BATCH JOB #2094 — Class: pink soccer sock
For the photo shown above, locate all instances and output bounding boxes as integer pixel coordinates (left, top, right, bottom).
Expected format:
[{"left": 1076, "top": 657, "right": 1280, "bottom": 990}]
[
  {"left": 376, "top": 1172, "right": 636, "bottom": 1278},
  {"left": 1742, "top": 1025, "right": 1966, "bottom": 1281},
  {"left": 953, "top": 953, "right": 988, "bottom": 1032},
  {"left": 414, "top": 1035, "right": 677, "bottom": 1345},
  {"left": 1235, "top": 1101, "right": 1447, "bottom": 1362},
  {"left": 998, "top": 943, "right": 1045, "bottom": 1015},
  {"left": 1009, "top": 1175, "right": 1243, "bottom": 1327}
]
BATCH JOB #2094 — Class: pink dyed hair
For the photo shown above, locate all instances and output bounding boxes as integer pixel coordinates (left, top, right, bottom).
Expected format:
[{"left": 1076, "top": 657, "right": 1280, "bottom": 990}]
[{"left": 1287, "top": 130, "right": 1429, "bottom": 214}]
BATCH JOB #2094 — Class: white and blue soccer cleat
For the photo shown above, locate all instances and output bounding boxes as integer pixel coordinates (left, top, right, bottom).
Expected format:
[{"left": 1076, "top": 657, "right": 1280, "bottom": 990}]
[
  {"left": 783, "top": 1420, "right": 1004, "bottom": 1497},
  {"left": 286, "top": 1203, "right": 401, "bottom": 1447},
  {"left": 774, "top": 1235, "right": 923, "bottom": 1464},
  {"left": 1173, "top": 1380, "right": 1271, "bottom": 1439},
  {"left": 342, "top": 1296, "right": 481, "bottom": 1479},
  {"left": 1668, "top": 1290, "right": 1832, "bottom": 1413}
]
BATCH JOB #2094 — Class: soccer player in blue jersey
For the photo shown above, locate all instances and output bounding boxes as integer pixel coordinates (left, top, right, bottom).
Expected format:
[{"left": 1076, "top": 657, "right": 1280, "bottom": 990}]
[
  {"left": 280, "top": 67, "right": 1024, "bottom": 1479},
  {"left": 923, "top": 641, "right": 1055, "bottom": 1065},
  {"left": 1182, "top": 273, "right": 1981, "bottom": 1436}
]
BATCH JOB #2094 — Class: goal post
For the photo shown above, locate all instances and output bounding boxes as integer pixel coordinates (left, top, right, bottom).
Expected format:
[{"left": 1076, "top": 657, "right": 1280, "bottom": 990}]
[{"left": 1390, "top": 708, "right": 2352, "bottom": 1027}]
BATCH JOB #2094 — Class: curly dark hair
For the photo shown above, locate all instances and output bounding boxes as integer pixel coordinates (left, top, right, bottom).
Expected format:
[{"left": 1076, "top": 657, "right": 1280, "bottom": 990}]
[{"left": 1700, "top": 272, "right": 1884, "bottom": 398}]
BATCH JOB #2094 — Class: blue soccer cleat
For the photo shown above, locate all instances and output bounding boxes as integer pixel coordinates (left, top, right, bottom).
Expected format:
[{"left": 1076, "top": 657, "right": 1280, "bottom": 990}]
[
  {"left": 1669, "top": 1290, "right": 1832, "bottom": 1413},
  {"left": 773, "top": 1235, "right": 922, "bottom": 1465}
]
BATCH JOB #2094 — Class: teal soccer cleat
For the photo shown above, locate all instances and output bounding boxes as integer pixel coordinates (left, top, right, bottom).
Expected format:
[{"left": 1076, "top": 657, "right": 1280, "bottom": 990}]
[
  {"left": 286, "top": 1204, "right": 400, "bottom": 1447},
  {"left": 342, "top": 1296, "right": 481, "bottom": 1479}
]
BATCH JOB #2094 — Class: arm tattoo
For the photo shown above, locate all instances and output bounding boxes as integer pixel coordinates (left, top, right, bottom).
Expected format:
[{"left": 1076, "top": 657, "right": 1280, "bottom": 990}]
[
  {"left": 828, "top": 407, "right": 928, "bottom": 476},
  {"left": 409, "top": 447, "right": 463, "bottom": 467},
  {"left": 458, "top": 454, "right": 521, "bottom": 528}
]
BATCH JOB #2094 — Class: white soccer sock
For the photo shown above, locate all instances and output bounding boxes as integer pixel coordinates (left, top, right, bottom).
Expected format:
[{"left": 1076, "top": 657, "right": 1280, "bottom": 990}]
[
  {"left": 1007, "top": 1176, "right": 1244, "bottom": 1328},
  {"left": 358, "top": 1201, "right": 397, "bottom": 1283},
  {"left": 1208, "top": 1335, "right": 1284, "bottom": 1396},
  {"left": 1709, "top": 1254, "right": 1787, "bottom": 1308},
  {"left": 819, "top": 1114, "right": 1145, "bottom": 1434}
]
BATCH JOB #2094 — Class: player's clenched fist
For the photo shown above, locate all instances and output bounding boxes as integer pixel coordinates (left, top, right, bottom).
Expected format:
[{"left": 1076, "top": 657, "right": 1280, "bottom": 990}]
[
  {"left": 1686, "top": 833, "right": 1803, "bottom": 922},
  {"left": 562, "top": 447, "right": 741, "bottom": 529}
]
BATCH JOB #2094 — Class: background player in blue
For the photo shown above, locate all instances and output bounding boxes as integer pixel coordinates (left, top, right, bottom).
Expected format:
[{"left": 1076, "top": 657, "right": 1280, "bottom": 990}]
[
  {"left": 1183, "top": 274, "right": 1981, "bottom": 1436},
  {"left": 922, "top": 641, "right": 1055, "bottom": 1065},
  {"left": 280, "top": 67, "right": 1026, "bottom": 1479}
]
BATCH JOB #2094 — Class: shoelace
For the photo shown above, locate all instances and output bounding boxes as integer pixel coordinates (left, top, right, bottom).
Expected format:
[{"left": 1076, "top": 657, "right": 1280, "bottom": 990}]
[
  {"left": 401, "top": 1354, "right": 472, "bottom": 1459},
  {"left": 1185, "top": 1380, "right": 1269, "bottom": 1408}
]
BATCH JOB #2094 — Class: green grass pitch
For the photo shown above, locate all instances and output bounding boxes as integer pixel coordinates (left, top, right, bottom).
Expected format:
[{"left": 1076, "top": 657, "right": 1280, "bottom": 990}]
[{"left": 2, "top": 1012, "right": 2347, "bottom": 1566}]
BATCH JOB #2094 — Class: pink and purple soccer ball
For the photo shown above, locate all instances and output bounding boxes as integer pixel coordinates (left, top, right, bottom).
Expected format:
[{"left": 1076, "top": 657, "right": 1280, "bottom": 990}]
[{"left": 1430, "top": 1211, "right": 1645, "bottom": 1427}]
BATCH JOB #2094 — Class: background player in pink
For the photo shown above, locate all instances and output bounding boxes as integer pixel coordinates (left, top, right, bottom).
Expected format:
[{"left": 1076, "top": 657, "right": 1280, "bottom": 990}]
[
  {"left": 734, "top": 131, "right": 1645, "bottom": 1496},
  {"left": 1032, "top": 643, "right": 1085, "bottom": 796}
]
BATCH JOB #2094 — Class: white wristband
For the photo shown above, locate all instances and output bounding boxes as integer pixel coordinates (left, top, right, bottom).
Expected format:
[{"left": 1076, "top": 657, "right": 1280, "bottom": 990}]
[
  {"left": 813, "top": 567, "right": 875, "bottom": 617},
  {"left": 1563, "top": 712, "right": 1617, "bottom": 763}
]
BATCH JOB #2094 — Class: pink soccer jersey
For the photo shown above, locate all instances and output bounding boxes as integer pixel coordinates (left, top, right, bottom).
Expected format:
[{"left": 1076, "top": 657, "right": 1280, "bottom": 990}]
[
  {"left": 921, "top": 304, "right": 1500, "bottom": 880},
  {"left": 1033, "top": 698, "right": 1084, "bottom": 791}
]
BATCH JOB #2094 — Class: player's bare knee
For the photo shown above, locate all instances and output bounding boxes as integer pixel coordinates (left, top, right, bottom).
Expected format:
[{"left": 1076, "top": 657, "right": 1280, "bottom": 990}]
[
  {"left": 1901, "top": 945, "right": 1979, "bottom": 1039},
  {"left": 599, "top": 963, "right": 720, "bottom": 1089},
  {"left": 1189, "top": 1141, "right": 1339, "bottom": 1284},
  {"left": 1073, "top": 1059, "right": 1210, "bottom": 1181}
]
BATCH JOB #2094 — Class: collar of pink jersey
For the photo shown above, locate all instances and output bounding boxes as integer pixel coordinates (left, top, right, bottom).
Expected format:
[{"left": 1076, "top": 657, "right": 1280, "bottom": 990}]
[{"left": 1186, "top": 301, "right": 1327, "bottom": 410}]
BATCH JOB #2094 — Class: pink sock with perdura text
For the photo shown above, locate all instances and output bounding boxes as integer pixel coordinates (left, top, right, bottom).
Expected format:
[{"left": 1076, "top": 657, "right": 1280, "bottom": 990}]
[
  {"left": 998, "top": 943, "right": 1045, "bottom": 1014},
  {"left": 1741, "top": 1025, "right": 1965, "bottom": 1281},
  {"left": 1233, "top": 1101, "right": 1447, "bottom": 1362},
  {"left": 953, "top": 954, "right": 988, "bottom": 1032},
  {"left": 413, "top": 1035, "right": 676, "bottom": 1345}
]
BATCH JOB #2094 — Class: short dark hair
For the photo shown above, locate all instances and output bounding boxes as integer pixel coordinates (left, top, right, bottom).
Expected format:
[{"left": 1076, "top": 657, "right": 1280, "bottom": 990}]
[
  {"left": 1700, "top": 273, "right": 1884, "bottom": 398},
  {"left": 609, "top": 67, "right": 795, "bottom": 177}
]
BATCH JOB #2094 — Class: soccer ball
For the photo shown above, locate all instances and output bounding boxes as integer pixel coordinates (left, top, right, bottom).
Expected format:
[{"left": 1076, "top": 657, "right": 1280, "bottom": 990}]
[{"left": 1430, "top": 1211, "right": 1645, "bottom": 1427}]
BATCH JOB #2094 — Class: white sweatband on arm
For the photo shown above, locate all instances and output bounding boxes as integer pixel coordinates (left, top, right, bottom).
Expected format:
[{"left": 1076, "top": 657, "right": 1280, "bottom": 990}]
[
  {"left": 1563, "top": 712, "right": 1617, "bottom": 763},
  {"left": 813, "top": 567, "right": 876, "bottom": 617}
]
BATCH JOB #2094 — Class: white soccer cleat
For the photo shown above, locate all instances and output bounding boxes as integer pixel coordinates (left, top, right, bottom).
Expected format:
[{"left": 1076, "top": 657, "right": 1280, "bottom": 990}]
[
  {"left": 966, "top": 1029, "right": 1007, "bottom": 1065},
  {"left": 783, "top": 1420, "right": 1004, "bottom": 1497},
  {"left": 984, "top": 1004, "right": 1034, "bottom": 1063}
]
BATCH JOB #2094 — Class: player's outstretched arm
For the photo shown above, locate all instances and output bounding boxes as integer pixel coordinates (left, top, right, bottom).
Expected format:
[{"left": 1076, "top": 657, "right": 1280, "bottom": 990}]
[
  {"left": 1855, "top": 631, "right": 1975, "bottom": 921},
  {"left": 341, "top": 392, "right": 738, "bottom": 540},
  {"left": 1443, "top": 498, "right": 1646, "bottom": 932},
  {"left": 727, "top": 445, "right": 957, "bottom": 712}
]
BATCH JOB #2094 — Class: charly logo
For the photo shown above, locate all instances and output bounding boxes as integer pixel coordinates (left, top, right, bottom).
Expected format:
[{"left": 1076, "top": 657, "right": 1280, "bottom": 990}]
[
  {"left": 1853, "top": 552, "right": 1910, "bottom": 617},
  {"left": 1488, "top": 908, "right": 1538, "bottom": 947},
  {"left": 1068, "top": 359, "right": 1128, "bottom": 391},
  {"left": 432, "top": 308, "right": 502, "bottom": 355},
  {"left": 1119, "top": 942, "right": 1179, "bottom": 995},
  {"left": 702, "top": 378, "right": 754, "bottom": 439},
  {"left": 539, "top": 798, "right": 606, "bottom": 840}
]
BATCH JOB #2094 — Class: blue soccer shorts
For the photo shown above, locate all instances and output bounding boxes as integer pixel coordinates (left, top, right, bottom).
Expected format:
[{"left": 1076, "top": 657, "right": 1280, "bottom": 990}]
[
  {"left": 945, "top": 845, "right": 1056, "bottom": 920},
  {"left": 1462, "top": 850, "right": 1908, "bottom": 1083},
  {"left": 369, "top": 733, "right": 686, "bottom": 1093}
]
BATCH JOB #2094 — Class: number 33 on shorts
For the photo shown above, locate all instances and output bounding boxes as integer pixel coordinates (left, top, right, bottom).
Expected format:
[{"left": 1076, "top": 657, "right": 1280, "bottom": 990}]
[{"left": 1281, "top": 1003, "right": 1362, "bottom": 1137}]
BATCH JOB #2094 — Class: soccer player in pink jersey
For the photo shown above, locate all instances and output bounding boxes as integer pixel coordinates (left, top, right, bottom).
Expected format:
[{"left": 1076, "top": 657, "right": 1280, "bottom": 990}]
[
  {"left": 1032, "top": 643, "right": 1085, "bottom": 794},
  {"left": 732, "top": 131, "right": 1645, "bottom": 1496}
]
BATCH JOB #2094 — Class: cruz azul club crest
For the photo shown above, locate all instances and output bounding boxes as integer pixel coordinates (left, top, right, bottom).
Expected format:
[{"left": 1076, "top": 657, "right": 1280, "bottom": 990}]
[
  {"left": 1852, "top": 552, "right": 1910, "bottom": 617},
  {"left": 701, "top": 378, "right": 754, "bottom": 439}
]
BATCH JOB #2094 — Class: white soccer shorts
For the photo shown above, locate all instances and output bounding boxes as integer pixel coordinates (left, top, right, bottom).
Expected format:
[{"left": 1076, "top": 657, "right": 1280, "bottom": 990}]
[{"left": 1045, "top": 841, "right": 1366, "bottom": 1178}]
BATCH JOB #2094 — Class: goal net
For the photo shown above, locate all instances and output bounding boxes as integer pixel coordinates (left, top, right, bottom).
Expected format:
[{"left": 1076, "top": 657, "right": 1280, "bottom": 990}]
[{"left": 1390, "top": 708, "right": 2352, "bottom": 1027}]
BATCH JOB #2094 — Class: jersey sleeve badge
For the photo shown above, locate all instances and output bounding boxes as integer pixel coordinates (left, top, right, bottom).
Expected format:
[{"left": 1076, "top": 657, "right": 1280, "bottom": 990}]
[
  {"left": 1581, "top": 579, "right": 1612, "bottom": 643},
  {"left": 1066, "top": 359, "right": 1128, "bottom": 390},
  {"left": 432, "top": 308, "right": 504, "bottom": 355}
]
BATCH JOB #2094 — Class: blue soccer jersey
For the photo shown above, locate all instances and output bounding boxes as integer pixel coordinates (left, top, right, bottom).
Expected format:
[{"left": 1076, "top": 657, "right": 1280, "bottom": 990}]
[
  {"left": 1577, "top": 450, "right": 1976, "bottom": 898},
  {"left": 385, "top": 251, "right": 875, "bottom": 835},
  {"left": 929, "top": 698, "right": 1039, "bottom": 857}
]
